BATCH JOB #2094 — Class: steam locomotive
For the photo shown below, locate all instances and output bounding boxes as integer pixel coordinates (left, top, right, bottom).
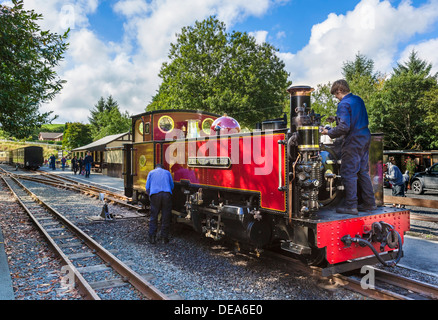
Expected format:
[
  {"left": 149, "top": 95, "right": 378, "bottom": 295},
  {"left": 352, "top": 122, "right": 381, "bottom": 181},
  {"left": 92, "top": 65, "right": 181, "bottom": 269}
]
[{"left": 123, "top": 85, "right": 410, "bottom": 275}]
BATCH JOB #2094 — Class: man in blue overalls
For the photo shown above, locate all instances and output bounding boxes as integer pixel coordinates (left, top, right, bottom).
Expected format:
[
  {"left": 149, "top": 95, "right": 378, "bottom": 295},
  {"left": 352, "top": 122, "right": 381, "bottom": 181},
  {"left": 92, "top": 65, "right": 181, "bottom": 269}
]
[
  {"left": 321, "top": 80, "right": 376, "bottom": 214},
  {"left": 146, "top": 163, "right": 174, "bottom": 244}
]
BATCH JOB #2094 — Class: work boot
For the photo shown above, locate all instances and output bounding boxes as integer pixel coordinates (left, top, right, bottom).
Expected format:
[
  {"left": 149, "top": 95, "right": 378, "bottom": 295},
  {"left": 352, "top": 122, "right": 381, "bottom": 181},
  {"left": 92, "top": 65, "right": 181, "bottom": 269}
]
[
  {"left": 357, "top": 204, "right": 378, "bottom": 212},
  {"left": 336, "top": 207, "right": 359, "bottom": 215},
  {"left": 148, "top": 234, "right": 156, "bottom": 244}
]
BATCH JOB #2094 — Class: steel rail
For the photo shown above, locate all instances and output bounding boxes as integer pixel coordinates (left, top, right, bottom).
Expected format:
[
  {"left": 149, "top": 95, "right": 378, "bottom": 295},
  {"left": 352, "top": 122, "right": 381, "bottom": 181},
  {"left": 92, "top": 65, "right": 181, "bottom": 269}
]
[
  {"left": 327, "top": 272, "right": 410, "bottom": 300},
  {"left": 265, "top": 250, "right": 437, "bottom": 300},
  {"left": 1, "top": 175, "right": 100, "bottom": 300},
  {"left": 2, "top": 175, "right": 169, "bottom": 300},
  {"left": 39, "top": 171, "right": 128, "bottom": 201},
  {"left": 9, "top": 171, "right": 141, "bottom": 212},
  {"left": 373, "top": 267, "right": 438, "bottom": 300}
]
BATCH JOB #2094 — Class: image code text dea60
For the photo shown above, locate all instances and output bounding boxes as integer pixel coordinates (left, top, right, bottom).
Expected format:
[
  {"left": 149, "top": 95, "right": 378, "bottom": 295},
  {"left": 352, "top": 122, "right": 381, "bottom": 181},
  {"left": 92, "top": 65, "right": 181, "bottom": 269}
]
[{"left": 174, "top": 304, "right": 263, "bottom": 317}]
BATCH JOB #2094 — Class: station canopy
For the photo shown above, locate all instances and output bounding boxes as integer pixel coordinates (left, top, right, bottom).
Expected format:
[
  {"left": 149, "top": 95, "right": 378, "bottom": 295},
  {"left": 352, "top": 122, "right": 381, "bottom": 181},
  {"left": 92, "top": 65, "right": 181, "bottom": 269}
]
[{"left": 72, "top": 132, "right": 131, "bottom": 152}]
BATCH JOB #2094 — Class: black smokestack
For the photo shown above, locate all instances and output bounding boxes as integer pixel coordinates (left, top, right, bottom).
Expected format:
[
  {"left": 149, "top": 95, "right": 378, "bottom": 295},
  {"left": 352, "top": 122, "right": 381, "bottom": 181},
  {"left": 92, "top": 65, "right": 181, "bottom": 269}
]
[{"left": 287, "top": 85, "right": 314, "bottom": 132}]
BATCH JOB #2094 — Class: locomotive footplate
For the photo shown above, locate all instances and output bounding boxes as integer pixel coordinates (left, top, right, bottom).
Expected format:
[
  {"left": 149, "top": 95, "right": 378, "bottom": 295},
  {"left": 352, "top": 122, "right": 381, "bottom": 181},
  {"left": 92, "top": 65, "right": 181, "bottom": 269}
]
[{"left": 289, "top": 206, "right": 410, "bottom": 274}]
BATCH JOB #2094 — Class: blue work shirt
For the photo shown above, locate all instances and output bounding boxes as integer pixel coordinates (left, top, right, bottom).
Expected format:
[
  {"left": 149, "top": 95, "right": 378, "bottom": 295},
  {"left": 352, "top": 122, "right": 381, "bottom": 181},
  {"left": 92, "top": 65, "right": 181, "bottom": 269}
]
[
  {"left": 146, "top": 167, "right": 174, "bottom": 196},
  {"left": 84, "top": 155, "right": 93, "bottom": 164},
  {"left": 328, "top": 93, "right": 371, "bottom": 146},
  {"left": 386, "top": 163, "right": 404, "bottom": 186}
]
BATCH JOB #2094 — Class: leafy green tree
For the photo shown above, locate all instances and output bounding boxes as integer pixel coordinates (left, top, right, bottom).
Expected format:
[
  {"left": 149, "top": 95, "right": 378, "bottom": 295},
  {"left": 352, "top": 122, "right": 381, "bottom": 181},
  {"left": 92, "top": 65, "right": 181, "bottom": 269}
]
[
  {"left": 88, "top": 96, "right": 131, "bottom": 141},
  {"left": 310, "top": 82, "right": 338, "bottom": 125},
  {"left": 368, "top": 51, "right": 438, "bottom": 150},
  {"left": 393, "top": 50, "right": 437, "bottom": 77},
  {"left": 62, "top": 122, "right": 92, "bottom": 150},
  {"left": 0, "top": 0, "right": 69, "bottom": 138},
  {"left": 149, "top": 16, "right": 290, "bottom": 128},
  {"left": 88, "top": 97, "right": 106, "bottom": 129},
  {"left": 88, "top": 96, "right": 119, "bottom": 129},
  {"left": 342, "top": 52, "right": 382, "bottom": 105},
  {"left": 92, "top": 107, "right": 131, "bottom": 141},
  {"left": 310, "top": 54, "right": 382, "bottom": 127},
  {"left": 420, "top": 87, "right": 438, "bottom": 149}
]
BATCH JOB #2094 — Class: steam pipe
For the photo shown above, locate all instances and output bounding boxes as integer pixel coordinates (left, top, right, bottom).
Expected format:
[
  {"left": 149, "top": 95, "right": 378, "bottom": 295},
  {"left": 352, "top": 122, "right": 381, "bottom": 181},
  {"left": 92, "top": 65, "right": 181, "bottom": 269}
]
[{"left": 341, "top": 231, "right": 403, "bottom": 267}]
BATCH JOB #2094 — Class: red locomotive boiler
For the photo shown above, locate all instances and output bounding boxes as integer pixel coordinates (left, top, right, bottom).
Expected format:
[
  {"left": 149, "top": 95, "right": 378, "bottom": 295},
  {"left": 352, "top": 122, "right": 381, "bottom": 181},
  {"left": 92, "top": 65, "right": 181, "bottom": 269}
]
[{"left": 123, "top": 85, "right": 410, "bottom": 275}]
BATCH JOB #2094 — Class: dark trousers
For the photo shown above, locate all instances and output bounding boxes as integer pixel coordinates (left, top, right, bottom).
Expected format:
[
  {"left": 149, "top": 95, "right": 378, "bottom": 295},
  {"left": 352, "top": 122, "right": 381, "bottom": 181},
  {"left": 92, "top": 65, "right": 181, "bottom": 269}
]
[
  {"left": 85, "top": 163, "right": 91, "bottom": 177},
  {"left": 341, "top": 139, "right": 376, "bottom": 208},
  {"left": 149, "top": 192, "right": 172, "bottom": 238},
  {"left": 392, "top": 184, "right": 405, "bottom": 197}
]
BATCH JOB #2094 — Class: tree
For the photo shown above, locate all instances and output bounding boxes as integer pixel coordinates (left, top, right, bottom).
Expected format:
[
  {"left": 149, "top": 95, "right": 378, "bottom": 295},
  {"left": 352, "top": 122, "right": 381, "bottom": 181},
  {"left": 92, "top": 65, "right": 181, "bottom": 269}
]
[
  {"left": 62, "top": 122, "right": 92, "bottom": 150},
  {"left": 418, "top": 87, "right": 438, "bottom": 149},
  {"left": 88, "top": 97, "right": 106, "bottom": 129},
  {"left": 310, "top": 82, "right": 338, "bottom": 125},
  {"left": 368, "top": 51, "right": 438, "bottom": 150},
  {"left": 393, "top": 50, "right": 437, "bottom": 77},
  {"left": 88, "top": 95, "right": 120, "bottom": 134},
  {"left": 149, "top": 16, "right": 290, "bottom": 128},
  {"left": 88, "top": 96, "right": 131, "bottom": 141},
  {"left": 0, "top": 0, "right": 69, "bottom": 138},
  {"left": 309, "top": 54, "right": 382, "bottom": 127},
  {"left": 342, "top": 52, "right": 382, "bottom": 105}
]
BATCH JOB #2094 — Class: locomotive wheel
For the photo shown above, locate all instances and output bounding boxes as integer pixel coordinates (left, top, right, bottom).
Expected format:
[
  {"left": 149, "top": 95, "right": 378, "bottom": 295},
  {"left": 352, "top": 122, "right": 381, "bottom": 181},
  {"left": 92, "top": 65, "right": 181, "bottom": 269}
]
[{"left": 298, "top": 247, "right": 326, "bottom": 266}]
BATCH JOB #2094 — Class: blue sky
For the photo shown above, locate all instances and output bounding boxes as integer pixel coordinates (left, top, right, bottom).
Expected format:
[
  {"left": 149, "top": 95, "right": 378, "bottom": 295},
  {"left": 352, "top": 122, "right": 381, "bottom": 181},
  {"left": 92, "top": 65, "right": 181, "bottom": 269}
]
[{"left": 3, "top": 0, "right": 438, "bottom": 124}]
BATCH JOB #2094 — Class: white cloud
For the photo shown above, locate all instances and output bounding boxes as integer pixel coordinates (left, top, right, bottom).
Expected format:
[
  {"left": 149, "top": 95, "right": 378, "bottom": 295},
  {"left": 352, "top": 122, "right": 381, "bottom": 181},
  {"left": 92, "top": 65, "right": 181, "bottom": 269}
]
[
  {"left": 113, "top": 0, "right": 149, "bottom": 17},
  {"left": 283, "top": 0, "right": 438, "bottom": 87},
  {"left": 276, "top": 31, "right": 286, "bottom": 39},
  {"left": 3, "top": 0, "right": 438, "bottom": 125},
  {"left": 29, "top": 0, "right": 287, "bottom": 123},
  {"left": 13, "top": 0, "right": 98, "bottom": 33},
  {"left": 249, "top": 30, "right": 269, "bottom": 44}
]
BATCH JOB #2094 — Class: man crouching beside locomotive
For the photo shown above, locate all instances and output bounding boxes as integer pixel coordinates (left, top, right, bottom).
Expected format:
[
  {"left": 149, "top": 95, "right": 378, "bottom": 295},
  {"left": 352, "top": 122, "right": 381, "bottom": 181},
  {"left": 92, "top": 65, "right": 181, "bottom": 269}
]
[
  {"left": 321, "top": 79, "right": 377, "bottom": 215},
  {"left": 145, "top": 164, "right": 174, "bottom": 244}
]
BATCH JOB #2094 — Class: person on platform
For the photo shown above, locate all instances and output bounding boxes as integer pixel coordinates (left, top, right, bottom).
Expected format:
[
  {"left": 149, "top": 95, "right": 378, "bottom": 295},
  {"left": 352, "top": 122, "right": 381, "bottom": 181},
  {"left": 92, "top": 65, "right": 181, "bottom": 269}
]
[
  {"left": 78, "top": 157, "right": 84, "bottom": 175},
  {"left": 72, "top": 156, "right": 78, "bottom": 175},
  {"left": 320, "top": 79, "right": 377, "bottom": 215},
  {"left": 84, "top": 151, "right": 93, "bottom": 178},
  {"left": 49, "top": 154, "right": 56, "bottom": 170},
  {"left": 61, "top": 156, "right": 66, "bottom": 171},
  {"left": 385, "top": 157, "right": 405, "bottom": 207},
  {"left": 145, "top": 163, "right": 174, "bottom": 244},
  {"left": 403, "top": 170, "right": 410, "bottom": 192}
]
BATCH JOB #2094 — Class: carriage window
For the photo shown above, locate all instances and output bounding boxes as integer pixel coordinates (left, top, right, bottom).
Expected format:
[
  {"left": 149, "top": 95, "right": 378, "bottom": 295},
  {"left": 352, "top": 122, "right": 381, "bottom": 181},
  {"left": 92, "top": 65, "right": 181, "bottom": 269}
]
[
  {"left": 158, "top": 115, "right": 174, "bottom": 133},
  {"left": 202, "top": 118, "right": 214, "bottom": 134},
  {"left": 137, "top": 121, "right": 150, "bottom": 135}
]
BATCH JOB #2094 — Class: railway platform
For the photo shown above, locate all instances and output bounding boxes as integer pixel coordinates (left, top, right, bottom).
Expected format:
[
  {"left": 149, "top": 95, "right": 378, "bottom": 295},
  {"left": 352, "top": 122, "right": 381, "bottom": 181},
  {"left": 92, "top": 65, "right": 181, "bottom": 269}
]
[
  {"left": 0, "top": 224, "right": 14, "bottom": 299},
  {"left": 38, "top": 166, "right": 125, "bottom": 193},
  {"left": 399, "top": 236, "right": 438, "bottom": 277}
]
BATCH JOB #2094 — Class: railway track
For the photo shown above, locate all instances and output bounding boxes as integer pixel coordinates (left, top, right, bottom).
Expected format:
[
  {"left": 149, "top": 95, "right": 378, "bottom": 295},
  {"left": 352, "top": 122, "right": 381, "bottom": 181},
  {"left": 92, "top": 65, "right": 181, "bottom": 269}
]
[
  {"left": 0, "top": 167, "right": 144, "bottom": 220},
  {"left": 39, "top": 170, "right": 129, "bottom": 201},
  {"left": 266, "top": 250, "right": 438, "bottom": 300},
  {"left": 1, "top": 174, "right": 169, "bottom": 300}
]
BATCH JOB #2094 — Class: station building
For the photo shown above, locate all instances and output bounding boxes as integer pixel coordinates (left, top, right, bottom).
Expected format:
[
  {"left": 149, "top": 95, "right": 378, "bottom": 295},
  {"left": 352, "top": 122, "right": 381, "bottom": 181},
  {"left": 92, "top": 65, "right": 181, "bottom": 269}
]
[
  {"left": 383, "top": 150, "right": 438, "bottom": 173},
  {"left": 71, "top": 132, "right": 132, "bottom": 178}
]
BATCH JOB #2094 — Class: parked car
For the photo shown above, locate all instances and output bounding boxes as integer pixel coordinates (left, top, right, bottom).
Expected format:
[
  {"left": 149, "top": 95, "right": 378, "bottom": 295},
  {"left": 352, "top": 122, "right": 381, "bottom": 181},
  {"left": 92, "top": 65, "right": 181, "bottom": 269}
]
[{"left": 410, "top": 163, "right": 438, "bottom": 194}]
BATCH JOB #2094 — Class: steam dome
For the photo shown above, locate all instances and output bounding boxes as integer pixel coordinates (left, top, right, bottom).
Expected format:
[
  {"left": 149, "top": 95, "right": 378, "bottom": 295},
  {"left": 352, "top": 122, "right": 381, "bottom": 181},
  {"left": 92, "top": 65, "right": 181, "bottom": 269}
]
[{"left": 210, "top": 115, "right": 241, "bottom": 135}]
